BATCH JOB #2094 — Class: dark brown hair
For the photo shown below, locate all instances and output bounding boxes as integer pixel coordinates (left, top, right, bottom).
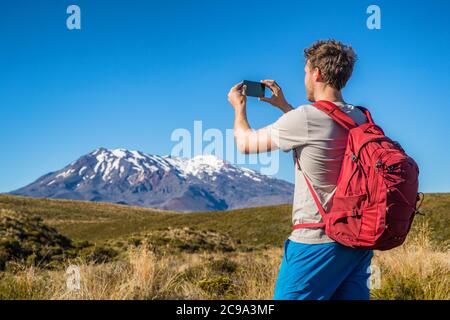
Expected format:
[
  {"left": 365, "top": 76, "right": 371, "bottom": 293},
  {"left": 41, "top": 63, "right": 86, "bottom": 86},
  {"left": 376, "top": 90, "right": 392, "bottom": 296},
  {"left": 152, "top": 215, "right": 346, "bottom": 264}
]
[{"left": 304, "top": 39, "right": 357, "bottom": 90}]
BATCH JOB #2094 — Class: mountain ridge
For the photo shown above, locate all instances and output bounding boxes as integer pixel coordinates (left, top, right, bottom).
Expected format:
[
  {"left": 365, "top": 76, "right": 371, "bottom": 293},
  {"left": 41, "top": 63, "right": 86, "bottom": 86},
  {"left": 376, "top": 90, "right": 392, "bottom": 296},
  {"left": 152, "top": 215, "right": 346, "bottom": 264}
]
[{"left": 11, "top": 148, "right": 294, "bottom": 212}]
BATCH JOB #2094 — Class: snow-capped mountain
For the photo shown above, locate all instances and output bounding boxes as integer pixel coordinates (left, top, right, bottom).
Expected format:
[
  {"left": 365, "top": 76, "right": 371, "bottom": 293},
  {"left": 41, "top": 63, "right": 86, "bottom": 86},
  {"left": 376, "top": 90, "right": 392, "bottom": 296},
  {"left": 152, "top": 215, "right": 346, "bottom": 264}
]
[{"left": 11, "top": 148, "right": 294, "bottom": 212}]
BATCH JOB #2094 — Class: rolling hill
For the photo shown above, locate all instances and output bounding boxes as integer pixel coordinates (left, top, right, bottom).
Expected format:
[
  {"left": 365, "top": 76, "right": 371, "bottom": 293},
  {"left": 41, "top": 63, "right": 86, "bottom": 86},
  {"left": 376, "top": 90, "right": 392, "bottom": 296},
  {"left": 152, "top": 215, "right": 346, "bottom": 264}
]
[{"left": 0, "top": 193, "right": 448, "bottom": 247}]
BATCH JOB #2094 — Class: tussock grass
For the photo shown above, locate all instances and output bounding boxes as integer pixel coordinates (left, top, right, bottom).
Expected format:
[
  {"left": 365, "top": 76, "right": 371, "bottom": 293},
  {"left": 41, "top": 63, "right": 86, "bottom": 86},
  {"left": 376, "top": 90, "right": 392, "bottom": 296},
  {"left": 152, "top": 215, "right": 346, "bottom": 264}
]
[
  {"left": 372, "top": 221, "right": 449, "bottom": 300},
  {"left": 1, "top": 222, "right": 448, "bottom": 300},
  {"left": 0, "top": 246, "right": 282, "bottom": 300},
  {"left": 0, "top": 194, "right": 448, "bottom": 300}
]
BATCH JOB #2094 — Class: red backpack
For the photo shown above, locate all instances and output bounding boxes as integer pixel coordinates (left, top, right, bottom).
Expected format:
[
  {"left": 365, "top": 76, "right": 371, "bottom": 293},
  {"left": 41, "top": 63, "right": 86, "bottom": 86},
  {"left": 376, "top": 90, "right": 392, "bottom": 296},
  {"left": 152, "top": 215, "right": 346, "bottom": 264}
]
[{"left": 293, "top": 100, "right": 420, "bottom": 250}]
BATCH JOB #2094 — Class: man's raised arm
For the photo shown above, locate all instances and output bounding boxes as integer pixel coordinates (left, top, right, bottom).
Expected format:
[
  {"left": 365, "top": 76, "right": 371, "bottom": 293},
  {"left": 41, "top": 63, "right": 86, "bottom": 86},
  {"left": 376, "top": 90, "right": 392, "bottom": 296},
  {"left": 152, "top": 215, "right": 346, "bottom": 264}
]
[{"left": 227, "top": 80, "right": 293, "bottom": 154}]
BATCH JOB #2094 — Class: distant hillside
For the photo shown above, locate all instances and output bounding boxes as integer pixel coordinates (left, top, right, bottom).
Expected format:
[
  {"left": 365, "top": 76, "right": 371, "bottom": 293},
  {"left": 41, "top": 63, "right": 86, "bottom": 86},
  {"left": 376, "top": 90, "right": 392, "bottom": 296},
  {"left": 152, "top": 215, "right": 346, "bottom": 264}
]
[
  {"left": 0, "top": 195, "right": 292, "bottom": 248},
  {"left": 0, "top": 193, "right": 448, "bottom": 247}
]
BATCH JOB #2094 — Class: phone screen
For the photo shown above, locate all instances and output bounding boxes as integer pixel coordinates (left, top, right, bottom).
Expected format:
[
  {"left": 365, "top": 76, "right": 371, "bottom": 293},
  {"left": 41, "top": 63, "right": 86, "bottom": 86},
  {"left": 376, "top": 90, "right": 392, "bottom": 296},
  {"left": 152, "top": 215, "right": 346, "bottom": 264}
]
[{"left": 243, "top": 80, "right": 265, "bottom": 98}]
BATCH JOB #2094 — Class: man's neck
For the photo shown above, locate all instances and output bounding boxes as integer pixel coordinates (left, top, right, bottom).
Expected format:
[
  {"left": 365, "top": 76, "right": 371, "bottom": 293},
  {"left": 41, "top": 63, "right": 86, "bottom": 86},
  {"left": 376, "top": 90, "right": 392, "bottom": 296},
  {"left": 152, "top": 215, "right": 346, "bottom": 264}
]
[{"left": 314, "top": 87, "right": 344, "bottom": 104}]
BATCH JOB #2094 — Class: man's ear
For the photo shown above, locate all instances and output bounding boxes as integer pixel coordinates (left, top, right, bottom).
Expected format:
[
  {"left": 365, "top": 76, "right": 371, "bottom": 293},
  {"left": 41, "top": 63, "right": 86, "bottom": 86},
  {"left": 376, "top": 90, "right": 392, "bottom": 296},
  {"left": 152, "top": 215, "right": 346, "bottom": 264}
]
[{"left": 314, "top": 67, "right": 322, "bottom": 82}]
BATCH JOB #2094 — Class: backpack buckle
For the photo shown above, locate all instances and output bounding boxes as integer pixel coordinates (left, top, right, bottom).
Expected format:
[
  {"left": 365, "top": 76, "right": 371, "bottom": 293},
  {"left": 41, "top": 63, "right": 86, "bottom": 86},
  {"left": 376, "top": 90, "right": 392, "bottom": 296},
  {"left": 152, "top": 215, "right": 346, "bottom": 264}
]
[{"left": 375, "top": 160, "right": 383, "bottom": 172}]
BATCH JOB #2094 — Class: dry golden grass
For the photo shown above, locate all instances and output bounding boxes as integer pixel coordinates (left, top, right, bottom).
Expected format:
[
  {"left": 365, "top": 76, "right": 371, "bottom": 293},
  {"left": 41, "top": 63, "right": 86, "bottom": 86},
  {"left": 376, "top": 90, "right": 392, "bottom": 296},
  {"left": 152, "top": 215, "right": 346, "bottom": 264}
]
[
  {"left": 0, "top": 246, "right": 282, "bottom": 300},
  {"left": 372, "top": 221, "right": 449, "bottom": 300},
  {"left": 1, "top": 221, "right": 448, "bottom": 300}
]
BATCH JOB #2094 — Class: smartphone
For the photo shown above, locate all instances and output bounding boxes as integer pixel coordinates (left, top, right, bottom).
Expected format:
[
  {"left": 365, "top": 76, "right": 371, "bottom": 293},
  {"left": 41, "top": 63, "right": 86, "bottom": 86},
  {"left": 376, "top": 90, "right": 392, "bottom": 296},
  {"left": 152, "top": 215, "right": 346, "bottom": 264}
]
[{"left": 242, "top": 80, "right": 265, "bottom": 98}]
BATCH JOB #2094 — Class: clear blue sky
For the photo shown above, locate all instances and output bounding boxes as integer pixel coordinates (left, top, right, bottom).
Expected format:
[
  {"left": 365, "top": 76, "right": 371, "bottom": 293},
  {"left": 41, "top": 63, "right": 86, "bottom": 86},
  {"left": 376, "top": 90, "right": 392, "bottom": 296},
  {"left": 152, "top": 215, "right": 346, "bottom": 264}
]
[{"left": 1, "top": 0, "right": 449, "bottom": 193}]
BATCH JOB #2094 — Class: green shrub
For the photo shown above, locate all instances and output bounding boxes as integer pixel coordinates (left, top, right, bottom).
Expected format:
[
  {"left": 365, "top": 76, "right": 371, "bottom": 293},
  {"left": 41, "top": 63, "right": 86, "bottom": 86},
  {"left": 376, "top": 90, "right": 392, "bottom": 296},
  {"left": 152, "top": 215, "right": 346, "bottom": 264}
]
[
  {"left": 198, "top": 275, "right": 235, "bottom": 297},
  {"left": 0, "top": 209, "right": 74, "bottom": 270},
  {"left": 81, "top": 245, "right": 118, "bottom": 264},
  {"left": 142, "top": 227, "right": 236, "bottom": 254},
  {"left": 208, "top": 258, "right": 238, "bottom": 274}
]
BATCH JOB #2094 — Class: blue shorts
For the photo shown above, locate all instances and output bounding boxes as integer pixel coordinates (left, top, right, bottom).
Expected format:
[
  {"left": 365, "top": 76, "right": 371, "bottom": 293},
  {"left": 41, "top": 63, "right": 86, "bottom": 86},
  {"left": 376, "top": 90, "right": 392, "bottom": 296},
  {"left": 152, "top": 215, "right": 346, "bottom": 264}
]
[{"left": 273, "top": 239, "right": 374, "bottom": 300}]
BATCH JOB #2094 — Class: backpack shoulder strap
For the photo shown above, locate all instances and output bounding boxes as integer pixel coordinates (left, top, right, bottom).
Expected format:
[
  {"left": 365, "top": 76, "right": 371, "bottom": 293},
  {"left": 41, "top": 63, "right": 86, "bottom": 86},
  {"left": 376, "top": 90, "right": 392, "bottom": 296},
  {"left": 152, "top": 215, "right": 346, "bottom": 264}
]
[
  {"left": 302, "top": 170, "right": 328, "bottom": 224},
  {"left": 293, "top": 149, "right": 328, "bottom": 229},
  {"left": 312, "top": 100, "right": 358, "bottom": 130},
  {"left": 355, "top": 106, "right": 375, "bottom": 124}
]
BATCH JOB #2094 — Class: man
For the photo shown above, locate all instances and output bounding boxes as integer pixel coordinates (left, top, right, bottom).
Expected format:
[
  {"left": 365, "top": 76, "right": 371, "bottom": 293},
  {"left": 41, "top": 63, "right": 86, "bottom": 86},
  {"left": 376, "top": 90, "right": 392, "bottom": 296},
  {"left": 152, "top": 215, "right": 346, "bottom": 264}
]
[{"left": 227, "top": 39, "right": 373, "bottom": 300}]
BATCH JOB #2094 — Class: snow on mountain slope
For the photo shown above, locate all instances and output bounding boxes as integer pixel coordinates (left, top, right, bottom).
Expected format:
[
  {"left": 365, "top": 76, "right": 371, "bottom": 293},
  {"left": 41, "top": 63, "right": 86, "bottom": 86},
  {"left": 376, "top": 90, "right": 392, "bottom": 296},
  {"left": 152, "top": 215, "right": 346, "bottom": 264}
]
[{"left": 11, "top": 148, "right": 294, "bottom": 212}]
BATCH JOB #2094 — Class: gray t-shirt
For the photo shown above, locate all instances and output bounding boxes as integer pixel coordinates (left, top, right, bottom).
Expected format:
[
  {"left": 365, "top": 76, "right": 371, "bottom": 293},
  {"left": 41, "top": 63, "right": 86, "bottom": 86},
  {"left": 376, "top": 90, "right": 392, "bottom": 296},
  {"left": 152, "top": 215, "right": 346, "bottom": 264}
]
[{"left": 269, "top": 102, "right": 367, "bottom": 244}]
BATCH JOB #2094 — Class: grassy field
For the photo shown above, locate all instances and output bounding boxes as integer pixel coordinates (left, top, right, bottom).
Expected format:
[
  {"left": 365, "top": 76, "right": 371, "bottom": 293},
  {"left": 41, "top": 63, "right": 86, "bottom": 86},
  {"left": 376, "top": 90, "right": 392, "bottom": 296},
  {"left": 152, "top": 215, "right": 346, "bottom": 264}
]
[
  {"left": 0, "top": 195, "right": 293, "bottom": 249},
  {"left": 0, "top": 194, "right": 448, "bottom": 300}
]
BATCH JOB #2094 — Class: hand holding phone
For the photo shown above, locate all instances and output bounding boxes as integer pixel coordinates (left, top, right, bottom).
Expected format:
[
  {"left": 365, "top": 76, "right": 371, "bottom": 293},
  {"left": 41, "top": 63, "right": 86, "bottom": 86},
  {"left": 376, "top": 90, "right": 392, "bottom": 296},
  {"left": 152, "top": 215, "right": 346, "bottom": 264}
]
[{"left": 259, "top": 79, "right": 293, "bottom": 113}]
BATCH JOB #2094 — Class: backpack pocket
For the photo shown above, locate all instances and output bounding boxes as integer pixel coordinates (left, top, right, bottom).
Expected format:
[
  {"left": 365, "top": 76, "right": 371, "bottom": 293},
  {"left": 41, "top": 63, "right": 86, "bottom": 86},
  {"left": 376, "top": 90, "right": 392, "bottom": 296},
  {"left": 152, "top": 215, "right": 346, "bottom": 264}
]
[
  {"left": 379, "top": 152, "right": 416, "bottom": 189},
  {"left": 331, "top": 194, "right": 367, "bottom": 212},
  {"left": 329, "top": 208, "right": 364, "bottom": 241},
  {"left": 329, "top": 212, "right": 362, "bottom": 244}
]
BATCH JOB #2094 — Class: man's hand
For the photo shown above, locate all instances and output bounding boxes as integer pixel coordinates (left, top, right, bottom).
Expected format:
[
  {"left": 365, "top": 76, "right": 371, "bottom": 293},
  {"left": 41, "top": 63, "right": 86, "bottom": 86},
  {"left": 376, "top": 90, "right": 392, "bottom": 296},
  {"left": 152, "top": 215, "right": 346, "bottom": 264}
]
[
  {"left": 259, "top": 79, "right": 293, "bottom": 113},
  {"left": 227, "top": 81, "right": 277, "bottom": 154},
  {"left": 227, "top": 82, "right": 246, "bottom": 112}
]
